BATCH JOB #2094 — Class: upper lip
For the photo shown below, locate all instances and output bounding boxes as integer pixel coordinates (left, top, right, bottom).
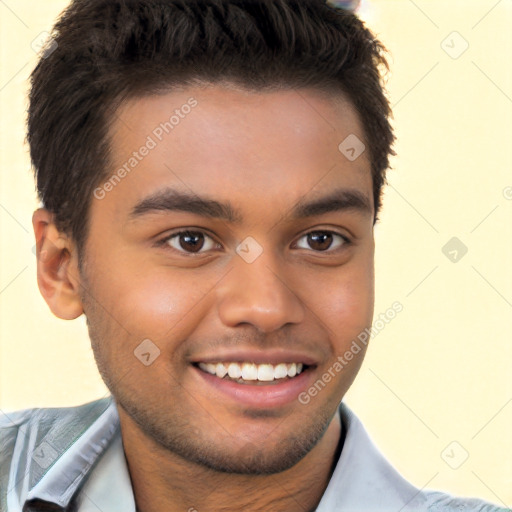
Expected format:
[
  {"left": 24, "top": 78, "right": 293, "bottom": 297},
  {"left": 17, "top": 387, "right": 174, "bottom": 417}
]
[{"left": 190, "top": 349, "right": 318, "bottom": 366}]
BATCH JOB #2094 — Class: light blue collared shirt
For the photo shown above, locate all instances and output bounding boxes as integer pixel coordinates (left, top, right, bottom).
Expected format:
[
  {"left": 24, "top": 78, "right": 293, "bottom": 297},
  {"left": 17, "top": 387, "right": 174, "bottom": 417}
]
[{"left": 0, "top": 396, "right": 508, "bottom": 511}]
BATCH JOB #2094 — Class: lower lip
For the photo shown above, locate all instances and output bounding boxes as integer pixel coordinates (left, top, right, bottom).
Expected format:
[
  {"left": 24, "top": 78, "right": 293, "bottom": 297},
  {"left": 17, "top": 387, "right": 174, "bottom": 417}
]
[{"left": 192, "top": 365, "right": 314, "bottom": 408}]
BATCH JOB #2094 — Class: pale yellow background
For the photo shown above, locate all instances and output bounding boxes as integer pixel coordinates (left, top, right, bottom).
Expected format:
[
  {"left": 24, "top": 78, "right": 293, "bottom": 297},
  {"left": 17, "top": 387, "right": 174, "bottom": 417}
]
[{"left": 1, "top": 0, "right": 511, "bottom": 506}]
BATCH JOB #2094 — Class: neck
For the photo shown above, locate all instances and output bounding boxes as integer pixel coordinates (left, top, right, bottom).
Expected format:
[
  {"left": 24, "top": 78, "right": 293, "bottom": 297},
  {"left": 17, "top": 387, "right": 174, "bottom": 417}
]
[{"left": 121, "top": 410, "right": 342, "bottom": 512}]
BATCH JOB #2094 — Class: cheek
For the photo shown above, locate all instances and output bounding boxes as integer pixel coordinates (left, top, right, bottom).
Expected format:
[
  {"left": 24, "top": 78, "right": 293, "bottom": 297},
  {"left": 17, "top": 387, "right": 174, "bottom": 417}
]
[
  {"left": 306, "top": 256, "right": 375, "bottom": 336},
  {"left": 306, "top": 262, "right": 374, "bottom": 397},
  {"left": 116, "top": 273, "right": 214, "bottom": 339},
  {"left": 87, "top": 253, "right": 217, "bottom": 342}
]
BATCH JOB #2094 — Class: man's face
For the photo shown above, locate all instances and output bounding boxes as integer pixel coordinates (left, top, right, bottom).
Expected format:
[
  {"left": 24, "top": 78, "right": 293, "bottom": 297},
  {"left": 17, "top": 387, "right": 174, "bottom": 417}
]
[{"left": 80, "top": 85, "right": 375, "bottom": 473}]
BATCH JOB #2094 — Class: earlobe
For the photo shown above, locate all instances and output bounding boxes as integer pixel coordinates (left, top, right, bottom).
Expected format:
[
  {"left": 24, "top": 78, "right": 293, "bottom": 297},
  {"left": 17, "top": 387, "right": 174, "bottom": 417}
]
[{"left": 32, "top": 208, "right": 84, "bottom": 320}]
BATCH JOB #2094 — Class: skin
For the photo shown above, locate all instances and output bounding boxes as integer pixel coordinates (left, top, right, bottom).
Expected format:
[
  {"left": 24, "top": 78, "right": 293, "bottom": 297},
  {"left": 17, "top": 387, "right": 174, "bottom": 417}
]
[{"left": 33, "top": 85, "right": 375, "bottom": 512}]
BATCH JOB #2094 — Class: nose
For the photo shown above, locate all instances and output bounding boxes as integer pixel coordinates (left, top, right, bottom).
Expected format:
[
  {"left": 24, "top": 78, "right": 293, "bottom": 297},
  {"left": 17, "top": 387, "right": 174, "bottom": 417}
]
[{"left": 216, "top": 249, "right": 305, "bottom": 333}]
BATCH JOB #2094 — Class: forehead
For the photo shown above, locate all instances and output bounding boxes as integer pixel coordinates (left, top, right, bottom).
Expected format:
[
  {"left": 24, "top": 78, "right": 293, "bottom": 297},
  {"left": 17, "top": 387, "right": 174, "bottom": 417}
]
[{"left": 101, "top": 85, "right": 372, "bottom": 219}]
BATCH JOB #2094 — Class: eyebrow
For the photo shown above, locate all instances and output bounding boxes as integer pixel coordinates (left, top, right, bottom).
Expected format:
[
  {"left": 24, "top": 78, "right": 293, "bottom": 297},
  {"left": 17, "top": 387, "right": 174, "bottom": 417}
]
[{"left": 128, "top": 187, "right": 373, "bottom": 223}]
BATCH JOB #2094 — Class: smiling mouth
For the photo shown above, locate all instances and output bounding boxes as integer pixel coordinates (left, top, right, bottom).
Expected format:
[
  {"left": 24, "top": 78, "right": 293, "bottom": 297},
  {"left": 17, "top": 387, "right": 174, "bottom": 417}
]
[{"left": 194, "top": 361, "right": 311, "bottom": 385}]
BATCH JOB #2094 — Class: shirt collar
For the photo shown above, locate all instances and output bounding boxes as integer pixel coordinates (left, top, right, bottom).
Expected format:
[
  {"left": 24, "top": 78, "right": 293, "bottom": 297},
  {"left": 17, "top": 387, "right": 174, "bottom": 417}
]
[
  {"left": 316, "top": 404, "right": 426, "bottom": 511},
  {"left": 24, "top": 397, "right": 125, "bottom": 510}
]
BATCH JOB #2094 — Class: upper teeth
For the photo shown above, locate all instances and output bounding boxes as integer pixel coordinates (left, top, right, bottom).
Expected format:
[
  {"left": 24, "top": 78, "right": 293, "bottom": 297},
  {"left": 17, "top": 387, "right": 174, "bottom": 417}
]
[{"left": 198, "top": 362, "right": 304, "bottom": 381}]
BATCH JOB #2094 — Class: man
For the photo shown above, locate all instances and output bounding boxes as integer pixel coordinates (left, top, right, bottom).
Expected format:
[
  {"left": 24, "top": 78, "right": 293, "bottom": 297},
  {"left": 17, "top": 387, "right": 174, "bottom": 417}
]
[{"left": 0, "top": 1, "right": 507, "bottom": 511}]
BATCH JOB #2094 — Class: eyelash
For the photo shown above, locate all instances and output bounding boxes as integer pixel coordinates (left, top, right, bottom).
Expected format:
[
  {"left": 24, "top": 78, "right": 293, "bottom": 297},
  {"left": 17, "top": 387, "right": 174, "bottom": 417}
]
[{"left": 156, "top": 229, "right": 352, "bottom": 256}]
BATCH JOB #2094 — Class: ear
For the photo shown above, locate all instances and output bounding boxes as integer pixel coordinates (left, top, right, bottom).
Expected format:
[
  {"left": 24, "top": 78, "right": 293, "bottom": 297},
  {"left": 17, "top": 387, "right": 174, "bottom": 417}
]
[{"left": 32, "top": 208, "right": 84, "bottom": 320}]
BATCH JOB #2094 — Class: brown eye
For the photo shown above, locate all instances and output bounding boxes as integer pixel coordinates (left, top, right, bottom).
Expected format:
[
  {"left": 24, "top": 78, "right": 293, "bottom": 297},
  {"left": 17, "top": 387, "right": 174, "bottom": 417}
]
[
  {"left": 295, "top": 231, "right": 349, "bottom": 252},
  {"left": 307, "top": 232, "right": 333, "bottom": 251},
  {"left": 165, "top": 231, "right": 218, "bottom": 254}
]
